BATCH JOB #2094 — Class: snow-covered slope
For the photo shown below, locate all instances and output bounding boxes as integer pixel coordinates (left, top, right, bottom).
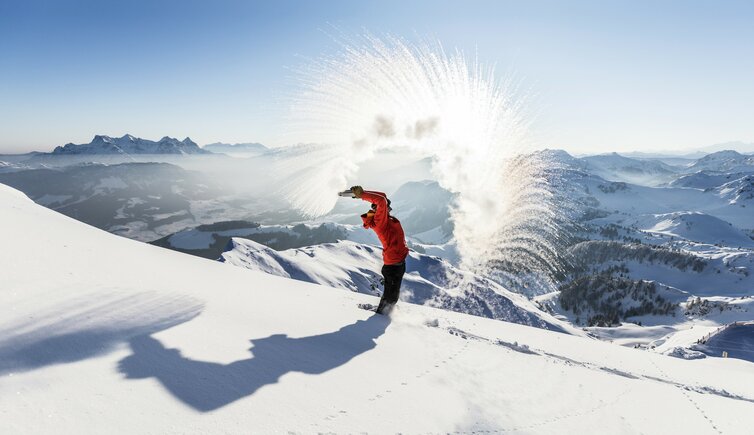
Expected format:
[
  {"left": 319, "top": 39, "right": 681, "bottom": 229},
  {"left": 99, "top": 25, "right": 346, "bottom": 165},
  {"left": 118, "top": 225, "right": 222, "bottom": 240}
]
[
  {"left": 577, "top": 172, "right": 753, "bottom": 229},
  {"left": 689, "top": 150, "right": 754, "bottom": 172},
  {"left": 694, "top": 322, "right": 754, "bottom": 362},
  {"left": 635, "top": 212, "right": 754, "bottom": 248},
  {"left": 51, "top": 134, "right": 209, "bottom": 155},
  {"left": 714, "top": 174, "right": 754, "bottom": 206},
  {"left": 2, "top": 183, "right": 754, "bottom": 433},
  {"left": 220, "top": 238, "right": 570, "bottom": 332},
  {"left": 154, "top": 218, "right": 458, "bottom": 263},
  {"left": 669, "top": 171, "right": 751, "bottom": 190},
  {"left": 580, "top": 152, "right": 678, "bottom": 186}
]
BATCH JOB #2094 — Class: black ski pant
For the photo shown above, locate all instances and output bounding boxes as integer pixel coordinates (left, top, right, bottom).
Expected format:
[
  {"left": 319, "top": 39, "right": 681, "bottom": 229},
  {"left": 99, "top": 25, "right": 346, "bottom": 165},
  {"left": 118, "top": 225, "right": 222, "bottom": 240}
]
[{"left": 380, "top": 261, "right": 405, "bottom": 306}]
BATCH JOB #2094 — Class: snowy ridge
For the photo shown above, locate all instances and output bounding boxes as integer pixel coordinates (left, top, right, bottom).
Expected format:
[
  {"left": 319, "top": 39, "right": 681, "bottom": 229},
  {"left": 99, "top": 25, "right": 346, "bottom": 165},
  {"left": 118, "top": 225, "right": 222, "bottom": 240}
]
[
  {"left": 715, "top": 174, "right": 754, "bottom": 206},
  {"left": 689, "top": 150, "right": 754, "bottom": 172},
  {"left": 51, "top": 134, "right": 209, "bottom": 155},
  {"left": 572, "top": 170, "right": 752, "bottom": 229},
  {"left": 157, "top": 218, "right": 456, "bottom": 262},
  {"left": 220, "top": 238, "right": 572, "bottom": 332},
  {"left": 669, "top": 171, "right": 752, "bottom": 190},
  {"left": 3, "top": 182, "right": 754, "bottom": 433},
  {"left": 635, "top": 212, "right": 754, "bottom": 248},
  {"left": 580, "top": 152, "right": 677, "bottom": 186}
]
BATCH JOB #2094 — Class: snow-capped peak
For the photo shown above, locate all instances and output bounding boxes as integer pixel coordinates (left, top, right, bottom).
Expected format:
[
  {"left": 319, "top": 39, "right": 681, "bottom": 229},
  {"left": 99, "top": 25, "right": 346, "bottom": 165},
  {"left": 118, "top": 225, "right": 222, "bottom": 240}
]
[
  {"left": 690, "top": 150, "right": 754, "bottom": 172},
  {"left": 51, "top": 134, "right": 209, "bottom": 155}
]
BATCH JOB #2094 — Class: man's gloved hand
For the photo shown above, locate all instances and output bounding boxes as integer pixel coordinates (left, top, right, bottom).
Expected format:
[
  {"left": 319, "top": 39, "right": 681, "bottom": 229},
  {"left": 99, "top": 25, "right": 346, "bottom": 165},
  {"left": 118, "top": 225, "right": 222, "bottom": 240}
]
[{"left": 350, "top": 185, "right": 364, "bottom": 198}]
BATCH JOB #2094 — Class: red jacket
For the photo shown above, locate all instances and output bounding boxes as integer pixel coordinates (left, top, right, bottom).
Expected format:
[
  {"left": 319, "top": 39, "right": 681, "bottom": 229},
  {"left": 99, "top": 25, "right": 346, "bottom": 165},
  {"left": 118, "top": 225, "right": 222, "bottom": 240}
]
[{"left": 360, "top": 191, "right": 409, "bottom": 265}]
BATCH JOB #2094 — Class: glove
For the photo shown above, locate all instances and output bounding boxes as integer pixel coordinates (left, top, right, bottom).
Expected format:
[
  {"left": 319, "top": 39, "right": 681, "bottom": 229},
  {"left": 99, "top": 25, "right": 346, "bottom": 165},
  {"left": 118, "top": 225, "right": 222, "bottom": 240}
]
[{"left": 350, "top": 185, "right": 364, "bottom": 198}]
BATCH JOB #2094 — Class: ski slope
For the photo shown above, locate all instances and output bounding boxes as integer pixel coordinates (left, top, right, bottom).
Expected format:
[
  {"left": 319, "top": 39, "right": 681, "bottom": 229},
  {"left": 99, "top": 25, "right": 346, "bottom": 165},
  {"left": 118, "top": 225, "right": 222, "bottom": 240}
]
[{"left": 1, "top": 183, "right": 753, "bottom": 434}]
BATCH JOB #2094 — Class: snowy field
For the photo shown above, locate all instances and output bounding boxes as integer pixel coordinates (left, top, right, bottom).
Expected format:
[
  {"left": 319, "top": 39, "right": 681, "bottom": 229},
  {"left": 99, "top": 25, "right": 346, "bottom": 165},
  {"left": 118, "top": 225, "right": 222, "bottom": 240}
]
[{"left": 2, "top": 183, "right": 754, "bottom": 433}]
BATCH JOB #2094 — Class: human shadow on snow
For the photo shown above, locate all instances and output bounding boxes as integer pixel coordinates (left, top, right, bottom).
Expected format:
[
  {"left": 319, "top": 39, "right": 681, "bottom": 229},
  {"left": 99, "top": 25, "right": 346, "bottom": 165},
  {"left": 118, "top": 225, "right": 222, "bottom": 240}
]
[
  {"left": 118, "top": 315, "right": 389, "bottom": 412},
  {"left": 0, "top": 293, "right": 203, "bottom": 375}
]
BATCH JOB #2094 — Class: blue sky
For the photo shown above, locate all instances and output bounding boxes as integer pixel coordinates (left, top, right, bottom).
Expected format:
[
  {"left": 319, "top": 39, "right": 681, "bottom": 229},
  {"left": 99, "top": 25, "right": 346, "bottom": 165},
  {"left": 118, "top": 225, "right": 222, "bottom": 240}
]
[{"left": 1, "top": 0, "right": 753, "bottom": 154}]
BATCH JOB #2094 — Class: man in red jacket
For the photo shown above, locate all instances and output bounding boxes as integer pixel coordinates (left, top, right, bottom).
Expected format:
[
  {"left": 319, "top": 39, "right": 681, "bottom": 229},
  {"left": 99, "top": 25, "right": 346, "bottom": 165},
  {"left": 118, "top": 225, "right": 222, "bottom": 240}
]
[{"left": 351, "top": 185, "right": 409, "bottom": 315}]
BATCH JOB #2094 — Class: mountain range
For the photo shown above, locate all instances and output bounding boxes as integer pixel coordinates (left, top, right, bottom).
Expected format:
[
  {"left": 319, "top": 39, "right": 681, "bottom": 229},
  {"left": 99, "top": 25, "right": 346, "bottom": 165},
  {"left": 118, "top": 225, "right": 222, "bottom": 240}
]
[
  {"left": 203, "top": 142, "right": 268, "bottom": 156},
  {"left": 51, "top": 134, "right": 209, "bottom": 155}
]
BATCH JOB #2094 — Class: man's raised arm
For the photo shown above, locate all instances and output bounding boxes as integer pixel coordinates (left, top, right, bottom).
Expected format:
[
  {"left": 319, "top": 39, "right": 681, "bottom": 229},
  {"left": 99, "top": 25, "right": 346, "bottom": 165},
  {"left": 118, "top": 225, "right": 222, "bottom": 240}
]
[{"left": 351, "top": 186, "right": 389, "bottom": 228}]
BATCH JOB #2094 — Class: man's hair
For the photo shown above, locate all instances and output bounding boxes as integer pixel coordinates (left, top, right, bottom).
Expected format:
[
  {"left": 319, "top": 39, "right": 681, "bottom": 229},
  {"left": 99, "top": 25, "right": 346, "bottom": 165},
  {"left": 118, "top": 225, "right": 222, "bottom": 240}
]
[{"left": 371, "top": 198, "right": 392, "bottom": 211}]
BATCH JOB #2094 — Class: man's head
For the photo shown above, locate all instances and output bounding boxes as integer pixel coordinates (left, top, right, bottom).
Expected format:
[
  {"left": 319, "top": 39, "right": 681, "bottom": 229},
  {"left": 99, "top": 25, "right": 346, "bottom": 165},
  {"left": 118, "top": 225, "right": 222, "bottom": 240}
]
[{"left": 370, "top": 199, "right": 392, "bottom": 213}]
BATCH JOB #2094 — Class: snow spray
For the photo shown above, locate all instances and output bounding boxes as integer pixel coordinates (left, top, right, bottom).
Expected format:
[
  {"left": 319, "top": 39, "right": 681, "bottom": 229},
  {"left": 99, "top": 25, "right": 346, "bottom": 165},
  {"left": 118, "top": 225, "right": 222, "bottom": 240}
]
[{"left": 279, "top": 34, "right": 571, "bottom": 294}]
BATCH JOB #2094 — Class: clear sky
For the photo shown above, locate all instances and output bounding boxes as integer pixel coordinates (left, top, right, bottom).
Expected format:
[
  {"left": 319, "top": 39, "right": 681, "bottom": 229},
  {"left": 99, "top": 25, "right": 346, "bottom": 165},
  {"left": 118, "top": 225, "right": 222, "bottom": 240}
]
[{"left": 1, "top": 0, "right": 753, "bottom": 154}]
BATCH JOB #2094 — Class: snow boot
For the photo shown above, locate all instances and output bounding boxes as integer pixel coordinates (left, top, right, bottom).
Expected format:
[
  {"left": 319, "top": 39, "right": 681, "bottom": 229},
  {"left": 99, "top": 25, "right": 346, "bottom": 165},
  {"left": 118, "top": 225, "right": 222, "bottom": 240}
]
[{"left": 376, "top": 300, "right": 394, "bottom": 315}]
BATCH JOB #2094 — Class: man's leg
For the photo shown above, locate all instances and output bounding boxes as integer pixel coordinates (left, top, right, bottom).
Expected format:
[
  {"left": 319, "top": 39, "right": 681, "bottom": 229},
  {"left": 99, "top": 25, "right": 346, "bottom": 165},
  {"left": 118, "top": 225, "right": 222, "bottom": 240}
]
[
  {"left": 377, "top": 265, "right": 391, "bottom": 314},
  {"left": 379, "top": 263, "right": 405, "bottom": 313},
  {"left": 385, "top": 262, "right": 405, "bottom": 304}
]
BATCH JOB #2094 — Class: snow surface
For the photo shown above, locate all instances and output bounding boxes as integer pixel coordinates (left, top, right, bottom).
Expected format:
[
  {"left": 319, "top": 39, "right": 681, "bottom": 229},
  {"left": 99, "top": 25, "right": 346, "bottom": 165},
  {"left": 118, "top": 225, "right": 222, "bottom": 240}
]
[
  {"left": 670, "top": 171, "right": 752, "bottom": 190},
  {"left": 2, "top": 183, "right": 754, "bottom": 433},
  {"left": 689, "top": 151, "right": 754, "bottom": 172},
  {"left": 694, "top": 322, "right": 754, "bottom": 362},
  {"left": 220, "top": 238, "right": 570, "bottom": 332},
  {"left": 580, "top": 152, "right": 677, "bottom": 186},
  {"left": 627, "top": 212, "right": 754, "bottom": 248}
]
